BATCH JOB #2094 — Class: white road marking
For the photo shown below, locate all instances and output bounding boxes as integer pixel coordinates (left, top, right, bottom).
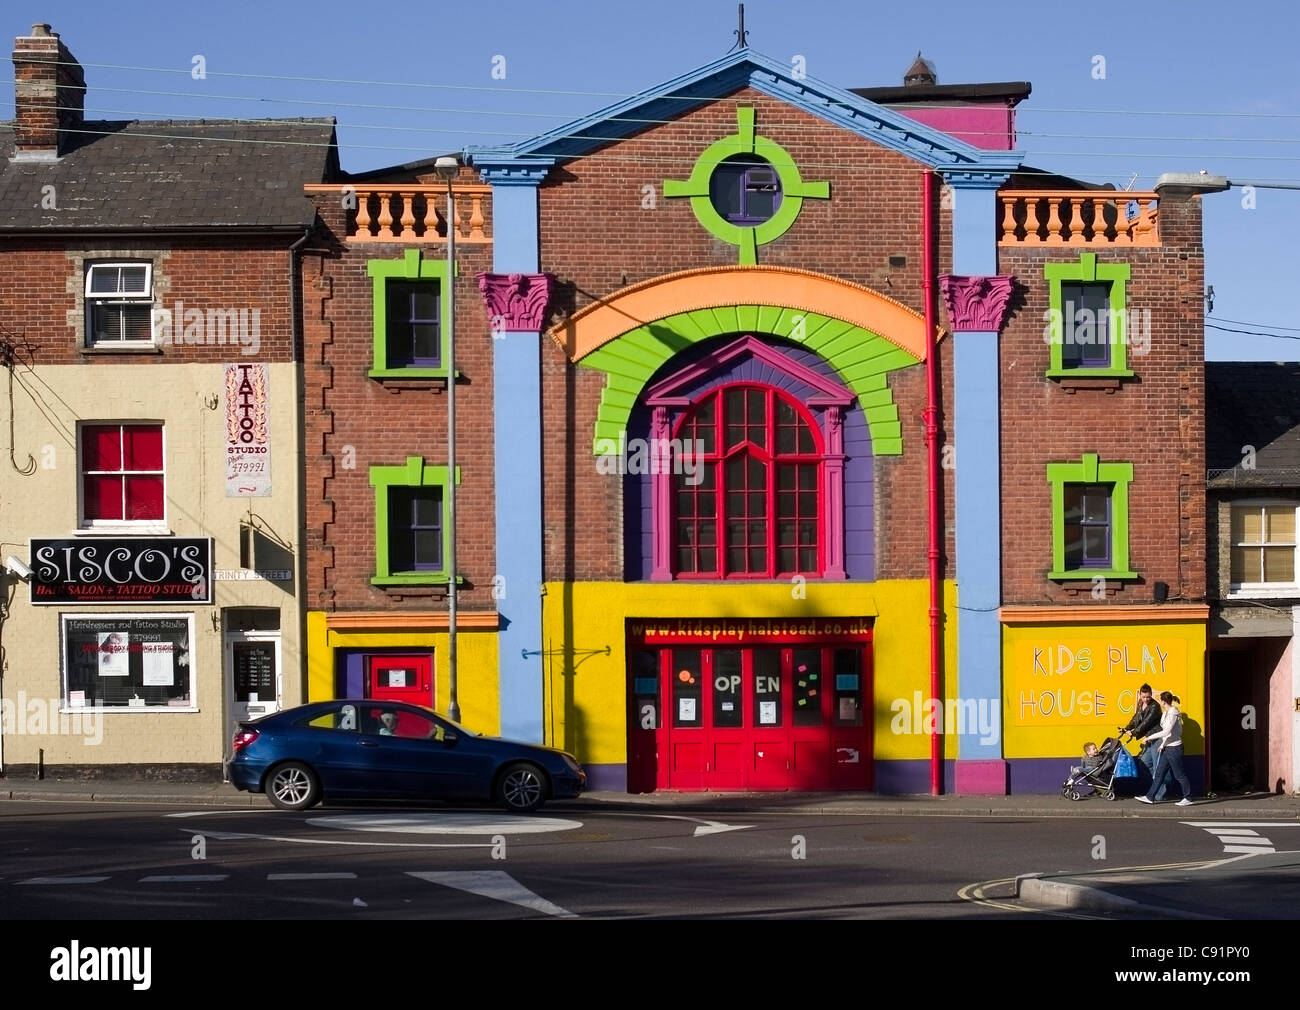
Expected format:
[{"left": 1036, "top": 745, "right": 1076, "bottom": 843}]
[
  {"left": 308, "top": 813, "right": 583, "bottom": 835},
  {"left": 165, "top": 810, "right": 278, "bottom": 818},
  {"left": 178, "top": 827, "right": 489, "bottom": 849},
  {"left": 408, "top": 870, "right": 576, "bottom": 918},
  {"left": 1182, "top": 821, "right": 1297, "bottom": 855},
  {"left": 639, "top": 813, "right": 754, "bottom": 837},
  {"left": 139, "top": 874, "right": 230, "bottom": 882},
  {"left": 16, "top": 876, "right": 110, "bottom": 885},
  {"left": 267, "top": 872, "right": 358, "bottom": 880}
]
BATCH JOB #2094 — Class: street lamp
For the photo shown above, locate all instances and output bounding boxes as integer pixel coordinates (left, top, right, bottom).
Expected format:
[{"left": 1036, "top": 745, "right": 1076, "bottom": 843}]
[{"left": 434, "top": 154, "right": 460, "bottom": 723}]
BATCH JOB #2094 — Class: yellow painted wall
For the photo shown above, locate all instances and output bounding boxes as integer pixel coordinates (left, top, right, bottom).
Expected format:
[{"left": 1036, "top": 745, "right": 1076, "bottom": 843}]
[
  {"left": 541, "top": 580, "right": 957, "bottom": 766},
  {"left": 1002, "top": 621, "right": 1206, "bottom": 758},
  {"left": 0, "top": 363, "right": 304, "bottom": 767},
  {"left": 305, "top": 612, "right": 501, "bottom": 737}
]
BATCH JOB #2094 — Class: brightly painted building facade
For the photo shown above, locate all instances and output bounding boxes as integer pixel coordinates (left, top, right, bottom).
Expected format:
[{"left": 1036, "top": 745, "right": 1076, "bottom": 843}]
[
  {"left": 470, "top": 50, "right": 1025, "bottom": 793},
  {"left": 0, "top": 25, "right": 331, "bottom": 776},
  {"left": 291, "top": 47, "right": 1216, "bottom": 794}
]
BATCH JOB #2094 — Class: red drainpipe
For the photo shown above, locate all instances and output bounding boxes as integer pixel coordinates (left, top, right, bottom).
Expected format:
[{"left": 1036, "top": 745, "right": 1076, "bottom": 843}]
[{"left": 921, "top": 170, "right": 942, "bottom": 796}]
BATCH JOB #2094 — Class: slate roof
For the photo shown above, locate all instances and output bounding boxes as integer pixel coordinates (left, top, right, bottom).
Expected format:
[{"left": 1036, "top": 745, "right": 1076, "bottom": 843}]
[
  {"left": 0, "top": 118, "right": 338, "bottom": 231},
  {"left": 1206, "top": 362, "right": 1300, "bottom": 488}
]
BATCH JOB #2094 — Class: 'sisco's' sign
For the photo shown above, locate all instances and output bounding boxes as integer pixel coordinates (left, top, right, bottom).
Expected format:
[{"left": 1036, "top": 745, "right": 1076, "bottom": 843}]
[{"left": 29, "top": 538, "right": 213, "bottom": 604}]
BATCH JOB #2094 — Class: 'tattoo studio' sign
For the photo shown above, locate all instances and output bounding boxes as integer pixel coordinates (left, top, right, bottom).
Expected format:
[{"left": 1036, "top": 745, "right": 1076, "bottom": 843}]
[{"left": 29, "top": 538, "right": 213, "bottom": 604}]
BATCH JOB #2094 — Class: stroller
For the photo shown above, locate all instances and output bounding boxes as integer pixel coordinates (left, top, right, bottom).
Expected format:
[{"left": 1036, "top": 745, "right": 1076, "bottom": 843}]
[{"left": 1061, "top": 734, "right": 1138, "bottom": 801}]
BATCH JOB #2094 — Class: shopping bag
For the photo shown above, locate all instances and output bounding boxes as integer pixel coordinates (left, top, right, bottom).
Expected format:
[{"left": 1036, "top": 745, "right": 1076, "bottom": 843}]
[{"left": 1114, "top": 747, "right": 1138, "bottom": 779}]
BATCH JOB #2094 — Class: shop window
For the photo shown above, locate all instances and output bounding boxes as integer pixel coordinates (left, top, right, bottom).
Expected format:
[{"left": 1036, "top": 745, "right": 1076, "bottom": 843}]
[
  {"left": 672, "top": 649, "right": 703, "bottom": 728},
  {"left": 84, "top": 262, "right": 154, "bottom": 347},
  {"left": 79, "top": 422, "right": 165, "bottom": 528},
  {"left": 713, "top": 649, "right": 743, "bottom": 728},
  {"left": 366, "top": 249, "right": 453, "bottom": 378},
  {"left": 709, "top": 155, "right": 782, "bottom": 225},
  {"left": 752, "top": 648, "right": 782, "bottom": 727},
  {"left": 1044, "top": 252, "right": 1133, "bottom": 381},
  {"left": 832, "top": 648, "right": 863, "bottom": 727},
  {"left": 675, "top": 384, "right": 823, "bottom": 579},
  {"left": 61, "top": 614, "right": 195, "bottom": 710},
  {"left": 792, "top": 648, "right": 822, "bottom": 727},
  {"left": 368, "top": 456, "right": 459, "bottom": 586},
  {"left": 1229, "top": 502, "right": 1299, "bottom": 595},
  {"left": 1046, "top": 454, "right": 1136, "bottom": 581}
]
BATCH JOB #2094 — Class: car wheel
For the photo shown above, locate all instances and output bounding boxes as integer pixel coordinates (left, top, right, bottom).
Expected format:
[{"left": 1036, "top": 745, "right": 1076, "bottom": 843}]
[
  {"left": 496, "top": 762, "right": 547, "bottom": 813},
  {"left": 266, "top": 761, "right": 321, "bottom": 811}
]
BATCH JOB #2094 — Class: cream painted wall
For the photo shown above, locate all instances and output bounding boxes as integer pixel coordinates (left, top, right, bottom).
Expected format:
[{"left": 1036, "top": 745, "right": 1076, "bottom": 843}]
[
  {"left": 0, "top": 363, "right": 303, "bottom": 769},
  {"left": 1270, "top": 635, "right": 1293, "bottom": 793}
]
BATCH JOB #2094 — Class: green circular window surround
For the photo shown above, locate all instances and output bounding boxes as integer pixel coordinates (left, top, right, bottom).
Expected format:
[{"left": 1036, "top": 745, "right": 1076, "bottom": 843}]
[{"left": 664, "top": 107, "right": 830, "bottom": 265}]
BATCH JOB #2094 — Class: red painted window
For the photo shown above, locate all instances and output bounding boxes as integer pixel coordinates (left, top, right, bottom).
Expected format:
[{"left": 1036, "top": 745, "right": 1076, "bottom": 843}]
[
  {"left": 81, "top": 423, "right": 165, "bottom": 523},
  {"left": 674, "top": 385, "right": 823, "bottom": 578}
]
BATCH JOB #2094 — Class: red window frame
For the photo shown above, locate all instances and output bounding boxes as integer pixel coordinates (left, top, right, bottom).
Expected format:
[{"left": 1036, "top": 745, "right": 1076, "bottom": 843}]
[
  {"left": 80, "top": 423, "right": 165, "bottom": 524},
  {"left": 673, "top": 383, "right": 824, "bottom": 580}
]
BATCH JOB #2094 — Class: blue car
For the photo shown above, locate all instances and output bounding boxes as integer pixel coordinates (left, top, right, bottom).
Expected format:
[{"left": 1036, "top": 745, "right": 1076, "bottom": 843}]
[{"left": 228, "top": 700, "right": 586, "bottom": 813}]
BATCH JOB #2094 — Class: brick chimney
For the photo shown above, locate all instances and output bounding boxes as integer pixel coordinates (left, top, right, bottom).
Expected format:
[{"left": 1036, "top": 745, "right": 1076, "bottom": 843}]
[{"left": 12, "top": 23, "right": 85, "bottom": 159}]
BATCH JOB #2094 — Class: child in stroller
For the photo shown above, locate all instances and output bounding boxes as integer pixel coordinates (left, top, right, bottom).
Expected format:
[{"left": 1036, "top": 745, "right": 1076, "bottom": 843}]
[{"left": 1062, "top": 735, "right": 1136, "bottom": 800}]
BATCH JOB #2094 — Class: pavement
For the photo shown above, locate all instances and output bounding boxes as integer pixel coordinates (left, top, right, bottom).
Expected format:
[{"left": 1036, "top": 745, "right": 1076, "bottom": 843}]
[
  {"left": 3, "top": 774, "right": 1296, "bottom": 817},
  {"left": 5, "top": 778, "right": 1296, "bottom": 919}
]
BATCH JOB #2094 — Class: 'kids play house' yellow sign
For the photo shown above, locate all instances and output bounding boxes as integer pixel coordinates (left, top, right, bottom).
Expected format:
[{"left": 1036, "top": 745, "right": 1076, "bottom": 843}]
[{"left": 1001, "top": 619, "right": 1205, "bottom": 758}]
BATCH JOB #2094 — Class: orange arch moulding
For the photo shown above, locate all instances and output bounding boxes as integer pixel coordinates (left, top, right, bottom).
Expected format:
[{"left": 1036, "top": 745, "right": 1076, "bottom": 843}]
[{"left": 549, "top": 266, "right": 934, "bottom": 456}]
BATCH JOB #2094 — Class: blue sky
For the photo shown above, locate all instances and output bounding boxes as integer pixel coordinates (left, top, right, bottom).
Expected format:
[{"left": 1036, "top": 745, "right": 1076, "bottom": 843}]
[{"left": 9, "top": 0, "right": 1299, "bottom": 359}]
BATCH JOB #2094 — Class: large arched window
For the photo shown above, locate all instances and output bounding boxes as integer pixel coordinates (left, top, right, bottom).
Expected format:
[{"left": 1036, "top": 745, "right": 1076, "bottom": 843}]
[{"left": 674, "top": 384, "right": 824, "bottom": 578}]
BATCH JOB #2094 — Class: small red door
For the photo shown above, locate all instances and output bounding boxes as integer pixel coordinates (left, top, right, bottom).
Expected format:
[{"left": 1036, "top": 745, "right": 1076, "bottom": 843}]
[{"left": 367, "top": 655, "right": 433, "bottom": 709}]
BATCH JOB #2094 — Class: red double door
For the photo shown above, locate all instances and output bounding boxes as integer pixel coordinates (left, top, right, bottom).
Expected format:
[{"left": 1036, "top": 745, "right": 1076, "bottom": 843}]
[{"left": 629, "top": 644, "right": 872, "bottom": 792}]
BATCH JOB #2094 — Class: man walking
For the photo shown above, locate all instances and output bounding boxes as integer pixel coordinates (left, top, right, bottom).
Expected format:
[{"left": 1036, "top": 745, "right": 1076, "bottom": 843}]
[{"left": 1122, "top": 684, "right": 1164, "bottom": 799}]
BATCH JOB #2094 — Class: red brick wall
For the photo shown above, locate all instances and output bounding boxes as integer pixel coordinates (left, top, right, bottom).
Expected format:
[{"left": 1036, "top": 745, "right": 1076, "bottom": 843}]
[
  {"left": 996, "top": 192, "right": 1207, "bottom": 604},
  {"left": 301, "top": 179, "right": 497, "bottom": 613},
  {"left": 0, "top": 239, "right": 295, "bottom": 363},
  {"left": 537, "top": 86, "right": 956, "bottom": 584}
]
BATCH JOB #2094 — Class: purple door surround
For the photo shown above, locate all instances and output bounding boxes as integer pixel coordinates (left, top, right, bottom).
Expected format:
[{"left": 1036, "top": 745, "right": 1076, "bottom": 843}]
[{"left": 621, "top": 335, "right": 874, "bottom": 582}]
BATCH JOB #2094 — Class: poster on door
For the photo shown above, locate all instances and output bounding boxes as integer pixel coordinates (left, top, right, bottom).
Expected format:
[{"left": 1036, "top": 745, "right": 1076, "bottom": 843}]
[{"left": 224, "top": 363, "right": 271, "bottom": 497}]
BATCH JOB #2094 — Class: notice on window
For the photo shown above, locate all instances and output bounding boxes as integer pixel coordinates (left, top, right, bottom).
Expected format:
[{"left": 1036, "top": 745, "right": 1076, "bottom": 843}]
[
  {"left": 224, "top": 363, "right": 272, "bottom": 497},
  {"left": 388, "top": 669, "right": 408, "bottom": 688},
  {"left": 97, "top": 632, "right": 129, "bottom": 677},
  {"left": 678, "top": 697, "right": 696, "bottom": 722},
  {"left": 839, "top": 697, "right": 858, "bottom": 722},
  {"left": 142, "top": 642, "right": 175, "bottom": 687},
  {"left": 68, "top": 690, "right": 85, "bottom": 708},
  {"left": 759, "top": 700, "right": 777, "bottom": 725}
]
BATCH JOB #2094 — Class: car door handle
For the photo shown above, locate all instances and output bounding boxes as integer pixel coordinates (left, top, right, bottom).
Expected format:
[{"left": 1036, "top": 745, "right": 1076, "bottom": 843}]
[{"left": 359, "top": 740, "right": 378, "bottom": 747}]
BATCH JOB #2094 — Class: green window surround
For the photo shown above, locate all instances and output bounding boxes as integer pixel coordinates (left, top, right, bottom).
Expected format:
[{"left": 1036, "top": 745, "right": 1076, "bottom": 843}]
[
  {"left": 369, "top": 456, "right": 461, "bottom": 585},
  {"left": 663, "top": 107, "right": 830, "bottom": 265},
  {"left": 1044, "top": 252, "right": 1132, "bottom": 379},
  {"left": 366, "top": 249, "right": 458, "bottom": 379},
  {"left": 1046, "top": 453, "right": 1137, "bottom": 580}
]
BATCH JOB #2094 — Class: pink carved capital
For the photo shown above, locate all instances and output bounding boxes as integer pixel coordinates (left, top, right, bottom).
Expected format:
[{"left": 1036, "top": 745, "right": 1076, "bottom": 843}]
[
  {"left": 477, "top": 272, "right": 553, "bottom": 332},
  {"left": 939, "top": 274, "right": 1015, "bottom": 332}
]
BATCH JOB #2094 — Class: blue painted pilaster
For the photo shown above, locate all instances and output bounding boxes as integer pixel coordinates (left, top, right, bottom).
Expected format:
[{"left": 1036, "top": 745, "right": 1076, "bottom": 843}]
[
  {"left": 485, "top": 173, "right": 545, "bottom": 743},
  {"left": 944, "top": 180, "right": 1006, "bottom": 779}
]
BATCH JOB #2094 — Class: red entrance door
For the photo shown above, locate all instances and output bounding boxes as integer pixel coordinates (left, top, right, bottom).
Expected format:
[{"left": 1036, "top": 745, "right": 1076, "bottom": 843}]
[
  {"left": 367, "top": 655, "right": 433, "bottom": 709},
  {"left": 630, "top": 638, "right": 872, "bottom": 792}
]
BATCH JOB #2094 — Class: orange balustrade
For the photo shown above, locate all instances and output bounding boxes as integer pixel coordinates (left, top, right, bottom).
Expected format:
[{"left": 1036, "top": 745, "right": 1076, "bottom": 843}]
[
  {"left": 999, "top": 191, "right": 1159, "bottom": 246},
  {"left": 303, "top": 184, "right": 492, "bottom": 244}
]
